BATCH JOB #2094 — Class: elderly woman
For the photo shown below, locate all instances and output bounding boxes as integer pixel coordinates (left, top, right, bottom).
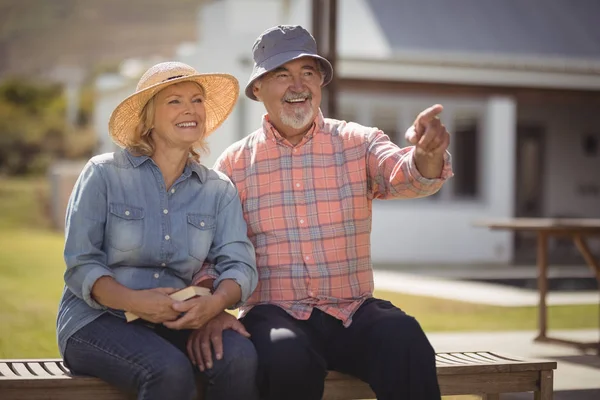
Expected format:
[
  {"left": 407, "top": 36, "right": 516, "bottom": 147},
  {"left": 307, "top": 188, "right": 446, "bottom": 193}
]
[{"left": 56, "top": 62, "right": 259, "bottom": 400}]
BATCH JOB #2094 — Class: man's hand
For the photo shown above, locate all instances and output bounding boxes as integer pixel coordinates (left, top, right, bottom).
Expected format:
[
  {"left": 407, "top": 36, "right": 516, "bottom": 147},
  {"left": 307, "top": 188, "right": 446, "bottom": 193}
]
[
  {"left": 186, "top": 311, "right": 250, "bottom": 371},
  {"left": 162, "top": 294, "right": 224, "bottom": 330},
  {"left": 128, "top": 287, "right": 180, "bottom": 323},
  {"left": 405, "top": 104, "right": 450, "bottom": 178}
]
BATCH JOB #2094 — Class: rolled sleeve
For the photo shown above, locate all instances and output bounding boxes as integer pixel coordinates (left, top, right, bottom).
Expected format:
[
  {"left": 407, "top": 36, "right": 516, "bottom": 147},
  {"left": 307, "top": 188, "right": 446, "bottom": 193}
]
[
  {"left": 407, "top": 147, "right": 454, "bottom": 184},
  {"left": 207, "top": 180, "right": 258, "bottom": 308},
  {"left": 80, "top": 266, "right": 114, "bottom": 309},
  {"left": 366, "top": 129, "right": 453, "bottom": 199},
  {"left": 63, "top": 161, "right": 113, "bottom": 310},
  {"left": 213, "top": 268, "right": 256, "bottom": 307}
]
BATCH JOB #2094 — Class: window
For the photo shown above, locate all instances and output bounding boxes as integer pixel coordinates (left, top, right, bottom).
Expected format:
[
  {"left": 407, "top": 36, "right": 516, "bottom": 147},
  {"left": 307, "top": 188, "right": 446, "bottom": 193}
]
[
  {"left": 338, "top": 103, "right": 357, "bottom": 123},
  {"left": 371, "top": 105, "right": 401, "bottom": 145},
  {"left": 452, "top": 118, "right": 480, "bottom": 198}
]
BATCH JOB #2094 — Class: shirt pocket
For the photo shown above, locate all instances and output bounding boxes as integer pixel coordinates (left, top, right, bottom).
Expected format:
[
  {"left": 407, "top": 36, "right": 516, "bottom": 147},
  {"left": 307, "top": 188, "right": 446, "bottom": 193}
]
[
  {"left": 187, "top": 213, "right": 216, "bottom": 262},
  {"left": 107, "top": 203, "right": 145, "bottom": 252}
]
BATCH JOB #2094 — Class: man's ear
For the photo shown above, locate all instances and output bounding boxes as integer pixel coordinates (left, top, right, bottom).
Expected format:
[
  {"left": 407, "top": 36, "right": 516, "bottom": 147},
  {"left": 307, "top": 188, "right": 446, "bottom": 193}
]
[{"left": 252, "top": 85, "right": 262, "bottom": 102}]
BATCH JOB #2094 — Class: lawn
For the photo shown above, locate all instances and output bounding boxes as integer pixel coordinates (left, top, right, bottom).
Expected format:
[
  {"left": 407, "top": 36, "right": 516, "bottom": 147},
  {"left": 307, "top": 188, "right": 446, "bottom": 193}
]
[{"left": 0, "top": 177, "right": 598, "bottom": 360}]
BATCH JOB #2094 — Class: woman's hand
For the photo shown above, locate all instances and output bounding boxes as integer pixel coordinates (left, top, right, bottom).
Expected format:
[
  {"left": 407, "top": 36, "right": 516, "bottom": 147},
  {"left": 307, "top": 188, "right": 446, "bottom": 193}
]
[
  {"left": 128, "top": 287, "right": 181, "bottom": 323},
  {"left": 162, "top": 294, "right": 224, "bottom": 330}
]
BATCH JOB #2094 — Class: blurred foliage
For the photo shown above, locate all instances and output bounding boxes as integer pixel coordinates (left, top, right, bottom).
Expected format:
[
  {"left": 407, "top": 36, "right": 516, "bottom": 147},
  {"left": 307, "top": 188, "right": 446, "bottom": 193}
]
[{"left": 0, "top": 78, "right": 96, "bottom": 176}]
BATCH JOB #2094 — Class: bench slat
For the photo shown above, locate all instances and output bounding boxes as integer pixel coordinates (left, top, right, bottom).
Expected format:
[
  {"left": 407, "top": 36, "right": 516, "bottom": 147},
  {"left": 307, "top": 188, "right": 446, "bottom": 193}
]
[
  {"left": 43, "top": 362, "right": 66, "bottom": 377},
  {"left": 11, "top": 363, "right": 34, "bottom": 377},
  {"left": 0, "top": 363, "right": 16, "bottom": 378},
  {"left": 435, "top": 353, "right": 468, "bottom": 365},
  {"left": 0, "top": 352, "right": 557, "bottom": 400},
  {"left": 27, "top": 363, "right": 51, "bottom": 377}
]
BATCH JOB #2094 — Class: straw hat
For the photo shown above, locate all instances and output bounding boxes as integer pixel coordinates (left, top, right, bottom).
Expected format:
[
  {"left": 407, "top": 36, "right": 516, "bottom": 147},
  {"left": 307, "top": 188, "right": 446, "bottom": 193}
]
[{"left": 108, "top": 61, "right": 239, "bottom": 148}]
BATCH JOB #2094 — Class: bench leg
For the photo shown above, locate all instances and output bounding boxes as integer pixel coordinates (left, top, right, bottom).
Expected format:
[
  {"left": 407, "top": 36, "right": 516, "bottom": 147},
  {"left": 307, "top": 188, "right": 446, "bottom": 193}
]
[
  {"left": 534, "top": 369, "right": 554, "bottom": 400},
  {"left": 481, "top": 394, "right": 499, "bottom": 400}
]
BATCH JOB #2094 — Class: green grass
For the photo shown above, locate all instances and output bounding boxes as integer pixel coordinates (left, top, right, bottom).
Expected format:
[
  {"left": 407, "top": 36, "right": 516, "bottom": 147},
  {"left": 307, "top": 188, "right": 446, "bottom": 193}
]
[
  {"left": 0, "top": 177, "right": 598, "bottom": 361},
  {"left": 0, "top": 230, "right": 65, "bottom": 358},
  {"left": 375, "top": 289, "right": 599, "bottom": 332},
  {"left": 0, "top": 177, "right": 52, "bottom": 230}
]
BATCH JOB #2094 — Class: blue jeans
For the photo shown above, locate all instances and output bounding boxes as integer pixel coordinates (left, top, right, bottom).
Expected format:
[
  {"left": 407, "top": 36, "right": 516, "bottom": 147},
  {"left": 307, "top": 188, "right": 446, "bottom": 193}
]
[{"left": 63, "top": 313, "right": 259, "bottom": 400}]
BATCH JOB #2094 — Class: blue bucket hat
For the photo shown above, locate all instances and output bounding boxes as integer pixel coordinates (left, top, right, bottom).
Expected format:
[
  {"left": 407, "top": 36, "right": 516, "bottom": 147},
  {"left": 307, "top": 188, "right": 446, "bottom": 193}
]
[{"left": 245, "top": 25, "right": 334, "bottom": 101}]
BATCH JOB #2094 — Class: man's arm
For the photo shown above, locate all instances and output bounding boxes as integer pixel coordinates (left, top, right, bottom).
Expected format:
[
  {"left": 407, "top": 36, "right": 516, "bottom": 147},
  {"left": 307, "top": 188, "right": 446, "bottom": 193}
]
[{"left": 365, "top": 104, "right": 453, "bottom": 199}]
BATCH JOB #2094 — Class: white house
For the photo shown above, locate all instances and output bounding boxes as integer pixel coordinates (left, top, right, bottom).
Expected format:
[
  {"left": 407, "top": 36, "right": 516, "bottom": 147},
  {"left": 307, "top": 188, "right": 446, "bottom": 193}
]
[{"left": 94, "top": 0, "right": 600, "bottom": 265}]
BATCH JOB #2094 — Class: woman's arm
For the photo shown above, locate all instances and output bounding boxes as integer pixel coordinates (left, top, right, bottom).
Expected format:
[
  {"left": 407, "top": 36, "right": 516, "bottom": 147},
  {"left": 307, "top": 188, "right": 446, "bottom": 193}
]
[
  {"left": 92, "top": 276, "right": 180, "bottom": 323},
  {"left": 63, "top": 161, "right": 115, "bottom": 309}
]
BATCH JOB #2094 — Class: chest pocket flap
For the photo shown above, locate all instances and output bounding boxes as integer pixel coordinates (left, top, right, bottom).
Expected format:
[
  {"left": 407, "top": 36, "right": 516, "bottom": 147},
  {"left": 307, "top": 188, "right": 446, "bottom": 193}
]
[
  {"left": 107, "top": 203, "right": 145, "bottom": 252},
  {"left": 109, "top": 203, "right": 144, "bottom": 220},
  {"left": 187, "top": 213, "right": 216, "bottom": 261}
]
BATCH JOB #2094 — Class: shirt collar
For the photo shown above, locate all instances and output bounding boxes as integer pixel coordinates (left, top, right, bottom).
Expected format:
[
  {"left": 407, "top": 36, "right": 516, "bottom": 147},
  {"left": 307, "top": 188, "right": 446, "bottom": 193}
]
[
  {"left": 124, "top": 149, "right": 205, "bottom": 183},
  {"left": 188, "top": 161, "right": 206, "bottom": 183},
  {"left": 262, "top": 109, "right": 325, "bottom": 144},
  {"left": 124, "top": 149, "right": 152, "bottom": 168}
]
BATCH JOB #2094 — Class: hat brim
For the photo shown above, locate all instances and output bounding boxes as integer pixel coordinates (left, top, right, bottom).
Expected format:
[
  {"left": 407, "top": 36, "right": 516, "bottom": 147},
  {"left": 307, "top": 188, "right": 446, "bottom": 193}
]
[
  {"left": 109, "top": 73, "right": 239, "bottom": 148},
  {"left": 244, "top": 51, "right": 333, "bottom": 101}
]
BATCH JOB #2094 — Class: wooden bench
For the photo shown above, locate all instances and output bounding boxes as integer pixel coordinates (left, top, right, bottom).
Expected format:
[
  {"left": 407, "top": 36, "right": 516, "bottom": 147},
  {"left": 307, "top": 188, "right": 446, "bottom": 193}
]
[{"left": 0, "top": 352, "right": 557, "bottom": 399}]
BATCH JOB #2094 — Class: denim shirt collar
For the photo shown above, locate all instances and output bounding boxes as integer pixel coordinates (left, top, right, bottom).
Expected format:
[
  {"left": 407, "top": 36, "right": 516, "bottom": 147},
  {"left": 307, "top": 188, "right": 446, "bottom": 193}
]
[{"left": 124, "top": 149, "right": 206, "bottom": 183}]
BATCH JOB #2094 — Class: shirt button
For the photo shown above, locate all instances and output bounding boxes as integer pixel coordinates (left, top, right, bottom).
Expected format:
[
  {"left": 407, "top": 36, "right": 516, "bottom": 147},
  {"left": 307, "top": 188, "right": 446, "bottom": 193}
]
[
  {"left": 300, "top": 219, "right": 305, "bottom": 224},
  {"left": 293, "top": 148, "right": 298, "bottom": 153},
  {"left": 153, "top": 273, "right": 159, "bottom": 279},
  {"left": 200, "top": 221, "right": 205, "bottom": 227},
  {"left": 164, "top": 235, "right": 170, "bottom": 241},
  {"left": 295, "top": 183, "right": 301, "bottom": 188},
  {"left": 125, "top": 210, "right": 130, "bottom": 216},
  {"left": 308, "top": 291, "right": 314, "bottom": 297},
  {"left": 305, "top": 256, "right": 310, "bottom": 261},
  {"left": 163, "top": 209, "right": 168, "bottom": 214},
  {"left": 161, "top": 263, "right": 166, "bottom": 267},
  {"left": 171, "top": 188, "right": 175, "bottom": 194}
]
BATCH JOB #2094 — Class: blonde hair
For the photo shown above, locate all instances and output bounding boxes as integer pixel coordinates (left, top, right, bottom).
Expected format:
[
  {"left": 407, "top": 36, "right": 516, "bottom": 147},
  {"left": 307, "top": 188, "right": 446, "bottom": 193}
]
[{"left": 125, "top": 82, "right": 208, "bottom": 163}]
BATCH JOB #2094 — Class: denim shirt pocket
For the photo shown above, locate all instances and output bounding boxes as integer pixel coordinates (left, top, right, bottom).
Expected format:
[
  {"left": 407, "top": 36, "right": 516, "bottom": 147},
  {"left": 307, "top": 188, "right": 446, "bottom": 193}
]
[
  {"left": 107, "top": 203, "right": 145, "bottom": 252},
  {"left": 187, "top": 213, "right": 216, "bottom": 262}
]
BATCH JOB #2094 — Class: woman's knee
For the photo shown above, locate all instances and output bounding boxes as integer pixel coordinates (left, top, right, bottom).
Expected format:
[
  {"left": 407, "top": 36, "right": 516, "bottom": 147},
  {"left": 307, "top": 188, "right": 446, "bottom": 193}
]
[
  {"left": 209, "top": 330, "right": 258, "bottom": 379},
  {"left": 138, "top": 348, "right": 197, "bottom": 399}
]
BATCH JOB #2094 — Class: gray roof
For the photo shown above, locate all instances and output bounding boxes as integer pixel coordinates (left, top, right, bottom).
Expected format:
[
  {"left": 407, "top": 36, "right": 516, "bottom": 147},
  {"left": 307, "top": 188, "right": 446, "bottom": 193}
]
[{"left": 367, "top": 0, "right": 600, "bottom": 60}]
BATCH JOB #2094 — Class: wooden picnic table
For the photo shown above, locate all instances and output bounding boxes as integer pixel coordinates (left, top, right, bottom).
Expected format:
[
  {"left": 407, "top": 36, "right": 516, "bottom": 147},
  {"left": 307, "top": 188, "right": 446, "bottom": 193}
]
[{"left": 474, "top": 218, "right": 600, "bottom": 354}]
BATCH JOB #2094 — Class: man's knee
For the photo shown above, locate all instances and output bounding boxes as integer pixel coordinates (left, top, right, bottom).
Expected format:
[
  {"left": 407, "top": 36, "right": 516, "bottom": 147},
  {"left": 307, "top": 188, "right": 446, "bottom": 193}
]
[
  {"left": 371, "top": 314, "right": 435, "bottom": 356},
  {"left": 263, "top": 328, "right": 326, "bottom": 379}
]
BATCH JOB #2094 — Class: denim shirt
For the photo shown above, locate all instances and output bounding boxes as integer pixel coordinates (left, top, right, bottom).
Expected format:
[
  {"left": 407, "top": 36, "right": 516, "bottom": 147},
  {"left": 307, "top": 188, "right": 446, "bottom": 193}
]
[{"left": 56, "top": 149, "right": 257, "bottom": 356}]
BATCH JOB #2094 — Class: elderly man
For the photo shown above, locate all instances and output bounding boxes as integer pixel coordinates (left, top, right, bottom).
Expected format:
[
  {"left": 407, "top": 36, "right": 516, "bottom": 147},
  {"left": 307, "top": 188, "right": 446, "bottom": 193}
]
[{"left": 191, "top": 25, "right": 453, "bottom": 400}]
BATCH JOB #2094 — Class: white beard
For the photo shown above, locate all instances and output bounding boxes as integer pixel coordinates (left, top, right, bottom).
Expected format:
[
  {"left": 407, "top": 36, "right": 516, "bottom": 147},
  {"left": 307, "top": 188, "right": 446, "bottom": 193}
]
[{"left": 280, "top": 105, "right": 315, "bottom": 129}]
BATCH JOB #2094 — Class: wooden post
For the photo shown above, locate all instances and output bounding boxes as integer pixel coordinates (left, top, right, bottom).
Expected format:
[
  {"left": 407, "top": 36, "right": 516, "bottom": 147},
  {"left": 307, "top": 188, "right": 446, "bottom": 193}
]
[
  {"left": 534, "top": 369, "right": 553, "bottom": 400},
  {"left": 311, "top": 0, "right": 338, "bottom": 118},
  {"left": 536, "top": 231, "right": 549, "bottom": 340}
]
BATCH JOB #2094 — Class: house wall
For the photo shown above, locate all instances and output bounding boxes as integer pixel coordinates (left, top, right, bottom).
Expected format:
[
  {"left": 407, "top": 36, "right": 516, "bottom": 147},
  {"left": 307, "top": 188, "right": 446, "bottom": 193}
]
[
  {"left": 360, "top": 96, "right": 518, "bottom": 264},
  {"left": 518, "top": 104, "right": 600, "bottom": 219},
  {"left": 518, "top": 103, "right": 600, "bottom": 253}
]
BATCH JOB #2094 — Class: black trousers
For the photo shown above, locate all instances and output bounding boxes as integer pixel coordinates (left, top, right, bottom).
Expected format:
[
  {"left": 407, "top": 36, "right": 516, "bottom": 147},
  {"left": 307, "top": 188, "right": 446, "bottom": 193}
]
[{"left": 241, "top": 298, "right": 441, "bottom": 400}]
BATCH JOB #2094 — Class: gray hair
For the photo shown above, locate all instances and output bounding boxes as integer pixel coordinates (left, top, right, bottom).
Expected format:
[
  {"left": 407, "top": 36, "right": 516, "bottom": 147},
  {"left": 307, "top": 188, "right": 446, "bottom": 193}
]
[{"left": 253, "top": 59, "right": 327, "bottom": 92}]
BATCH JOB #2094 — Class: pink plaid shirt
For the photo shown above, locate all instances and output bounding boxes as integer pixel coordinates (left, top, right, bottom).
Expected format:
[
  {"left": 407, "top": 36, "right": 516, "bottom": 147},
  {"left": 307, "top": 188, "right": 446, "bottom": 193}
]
[{"left": 211, "top": 110, "right": 453, "bottom": 326}]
